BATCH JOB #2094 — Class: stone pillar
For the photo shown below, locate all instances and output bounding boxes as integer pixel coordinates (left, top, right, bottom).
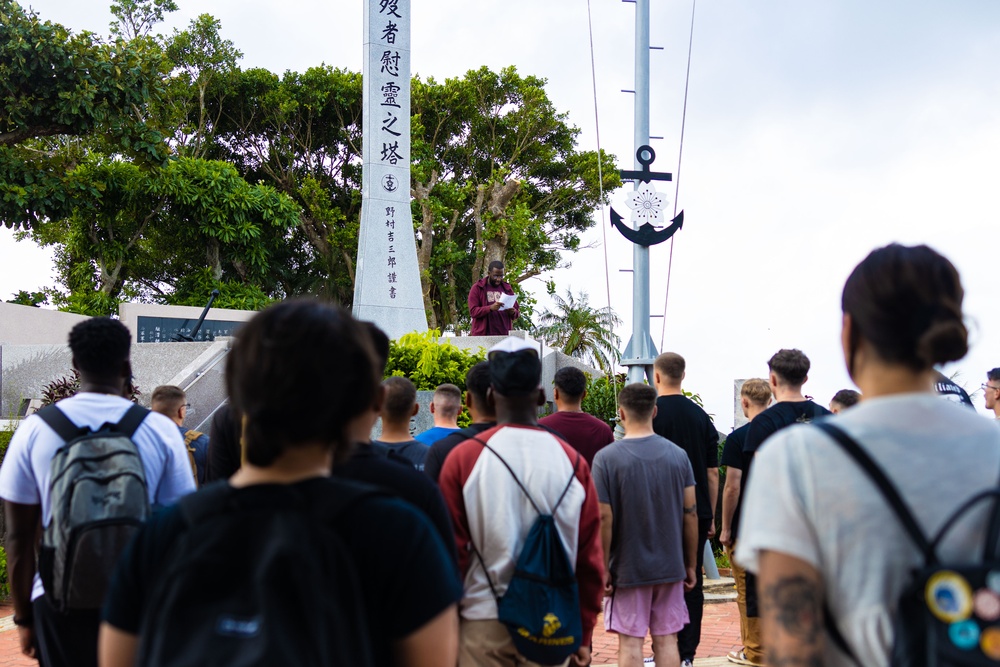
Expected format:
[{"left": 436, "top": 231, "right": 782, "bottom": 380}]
[{"left": 353, "top": 0, "right": 428, "bottom": 339}]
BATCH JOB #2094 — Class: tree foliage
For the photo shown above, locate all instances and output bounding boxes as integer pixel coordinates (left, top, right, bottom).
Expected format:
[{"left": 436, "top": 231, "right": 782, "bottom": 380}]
[
  {"left": 534, "top": 289, "right": 622, "bottom": 373},
  {"left": 4, "top": 1, "right": 300, "bottom": 314},
  {"left": 0, "top": 0, "right": 168, "bottom": 230},
  {"left": 410, "top": 67, "right": 620, "bottom": 330},
  {"left": 2, "top": 0, "right": 617, "bottom": 328}
]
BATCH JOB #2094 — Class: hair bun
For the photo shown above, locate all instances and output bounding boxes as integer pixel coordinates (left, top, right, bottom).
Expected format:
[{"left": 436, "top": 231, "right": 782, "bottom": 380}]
[{"left": 916, "top": 318, "right": 968, "bottom": 367}]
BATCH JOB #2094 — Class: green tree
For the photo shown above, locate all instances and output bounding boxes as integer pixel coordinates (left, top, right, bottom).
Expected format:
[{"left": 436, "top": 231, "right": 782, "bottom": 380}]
[
  {"left": 0, "top": 0, "right": 168, "bottom": 229},
  {"left": 28, "top": 156, "right": 299, "bottom": 315},
  {"left": 534, "top": 289, "right": 622, "bottom": 373},
  {"left": 206, "top": 65, "right": 365, "bottom": 302},
  {"left": 5, "top": 1, "right": 301, "bottom": 314},
  {"left": 411, "top": 67, "right": 621, "bottom": 330}
]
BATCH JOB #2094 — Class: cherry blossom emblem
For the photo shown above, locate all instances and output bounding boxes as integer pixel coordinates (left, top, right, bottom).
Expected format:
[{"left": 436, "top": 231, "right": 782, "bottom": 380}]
[{"left": 625, "top": 181, "right": 666, "bottom": 226}]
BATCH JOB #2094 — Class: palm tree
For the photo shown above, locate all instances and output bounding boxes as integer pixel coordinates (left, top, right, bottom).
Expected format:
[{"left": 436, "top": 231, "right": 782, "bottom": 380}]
[{"left": 534, "top": 290, "right": 622, "bottom": 373}]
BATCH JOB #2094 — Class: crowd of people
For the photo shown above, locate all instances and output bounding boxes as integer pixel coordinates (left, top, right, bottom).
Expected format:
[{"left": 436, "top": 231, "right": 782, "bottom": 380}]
[{"left": 1, "top": 241, "right": 999, "bottom": 667}]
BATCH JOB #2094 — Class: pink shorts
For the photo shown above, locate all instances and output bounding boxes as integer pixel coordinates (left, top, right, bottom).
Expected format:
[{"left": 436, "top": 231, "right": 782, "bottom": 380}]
[{"left": 604, "top": 581, "right": 689, "bottom": 637}]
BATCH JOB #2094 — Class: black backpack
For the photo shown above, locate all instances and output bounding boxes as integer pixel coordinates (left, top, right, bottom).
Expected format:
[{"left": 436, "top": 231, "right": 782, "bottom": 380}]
[
  {"left": 136, "top": 479, "right": 378, "bottom": 667},
  {"left": 470, "top": 437, "right": 583, "bottom": 666},
  {"left": 817, "top": 422, "right": 1000, "bottom": 667},
  {"left": 35, "top": 403, "right": 151, "bottom": 612}
]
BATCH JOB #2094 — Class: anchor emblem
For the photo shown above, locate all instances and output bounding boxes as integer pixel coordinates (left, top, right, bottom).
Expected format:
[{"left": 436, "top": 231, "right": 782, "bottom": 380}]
[{"left": 610, "top": 145, "right": 684, "bottom": 247}]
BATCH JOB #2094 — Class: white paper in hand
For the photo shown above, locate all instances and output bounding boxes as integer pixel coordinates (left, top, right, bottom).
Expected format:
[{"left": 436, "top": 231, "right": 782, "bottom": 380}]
[{"left": 498, "top": 293, "right": 517, "bottom": 311}]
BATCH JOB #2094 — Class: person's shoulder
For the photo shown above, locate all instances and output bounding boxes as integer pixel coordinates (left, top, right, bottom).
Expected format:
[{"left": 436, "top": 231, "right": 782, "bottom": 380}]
[
  {"left": 140, "top": 410, "right": 184, "bottom": 446},
  {"left": 591, "top": 441, "right": 613, "bottom": 466},
  {"left": 340, "top": 488, "right": 433, "bottom": 535},
  {"left": 729, "top": 422, "right": 751, "bottom": 440},
  {"left": 754, "top": 402, "right": 787, "bottom": 425},
  {"left": 439, "top": 425, "right": 504, "bottom": 472},
  {"left": 343, "top": 455, "right": 437, "bottom": 499},
  {"left": 538, "top": 412, "right": 563, "bottom": 425},
  {"left": 804, "top": 400, "right": 832, "bottom": 417},
  {"left": 579, "top": 411, "right": 612, "bottom": 430},
  {"left": 653, "top": 433, "right": 690, "bottom": 461}
]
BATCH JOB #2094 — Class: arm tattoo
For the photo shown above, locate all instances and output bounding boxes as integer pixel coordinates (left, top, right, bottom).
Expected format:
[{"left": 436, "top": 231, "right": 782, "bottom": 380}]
[
  {"left": 763, "top": 575, "right": 822, "bottom": 643},
  {"left": 683, "top": 505, "right": 697, "bottom": 514}
]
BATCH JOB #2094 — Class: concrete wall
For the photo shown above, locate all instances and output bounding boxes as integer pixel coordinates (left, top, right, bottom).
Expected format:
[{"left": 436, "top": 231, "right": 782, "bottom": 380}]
[
  {"left": 0, "top": 303, "right": 89, "bottom": 346},
  {"left": 0, "top": 341, "right": 220, "bottom": 418}
]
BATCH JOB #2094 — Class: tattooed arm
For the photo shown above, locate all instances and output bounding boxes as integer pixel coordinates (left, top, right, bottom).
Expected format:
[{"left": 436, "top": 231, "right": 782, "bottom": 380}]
[{"left": 759, "top": 550, "right": 825, "bottom": 667}]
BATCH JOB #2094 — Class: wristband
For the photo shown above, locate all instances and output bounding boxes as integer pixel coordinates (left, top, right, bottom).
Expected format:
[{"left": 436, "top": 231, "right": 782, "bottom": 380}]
[{"left": 12, "top": 614, "right": 33, "bottom": 627}]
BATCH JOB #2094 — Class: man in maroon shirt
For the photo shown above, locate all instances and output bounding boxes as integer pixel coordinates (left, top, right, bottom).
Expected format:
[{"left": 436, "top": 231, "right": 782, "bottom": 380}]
[
  {"left": 467, "top": 261, "right": 520, "bottom": 336},
  {"left": 540, "top": 367, "right": 615, "bottom": 467}
]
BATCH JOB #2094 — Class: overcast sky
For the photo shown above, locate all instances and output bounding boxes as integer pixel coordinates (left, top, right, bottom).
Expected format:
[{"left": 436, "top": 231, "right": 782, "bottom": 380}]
[{"left": 4, "top": 0, "right": 1000, "bottom": 426}]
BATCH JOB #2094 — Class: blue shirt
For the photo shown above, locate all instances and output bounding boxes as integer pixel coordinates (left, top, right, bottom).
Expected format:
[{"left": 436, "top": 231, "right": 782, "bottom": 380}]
[{"left": 414, "top": 426, "right": 461, "bottom": 445}]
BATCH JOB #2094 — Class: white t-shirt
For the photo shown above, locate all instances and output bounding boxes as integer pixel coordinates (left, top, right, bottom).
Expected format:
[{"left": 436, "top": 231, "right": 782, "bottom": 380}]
[
  {"left": 0, "top": 392, "right": 197, "bottom": 599},
  {"left": 737, "top": 393, "right": 1000, "bottom": 667}
]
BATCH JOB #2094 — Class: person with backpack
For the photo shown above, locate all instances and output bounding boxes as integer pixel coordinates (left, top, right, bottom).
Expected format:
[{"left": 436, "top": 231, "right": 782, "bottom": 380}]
[
  {"left": 438, "top": 336, "right": 604, "bottom": 667},
  {"left": 0, "top": 317, "right": 196, "bottom": 667},
  {"left": 736, "top": 243, "right": 1000, "bottom": 667},
  {"left": 151, "top": 385, "right": 210, "bottom": 486},
  {"left": 98, "top": 300, "right": 462, "bottom": 667}
]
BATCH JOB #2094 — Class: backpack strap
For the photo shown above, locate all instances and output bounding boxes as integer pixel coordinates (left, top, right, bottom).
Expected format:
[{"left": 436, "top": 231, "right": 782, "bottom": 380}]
[
  {"left": 466, "top": 432, "right": 581, "bottom": 604},
  {"left": 814, "top": 421, "right": 931, "bottom": 557},
  {"left": 112, "top": 404, "right": 150, "bottom": 439},
  {"left": 552, "top": 451, "right": 581, "bottom": 515},
  {"left": 34, "top": 405, "right": 88, "bottom": 442},
  {"left": 468, "top": 435, "right": 542, "bottom": 514},
  {"left": 823, "top": 605, "right": 858, "bottom": 665},
  {"left": 183, "top": 430, "right": 204, "bottom": 447}
]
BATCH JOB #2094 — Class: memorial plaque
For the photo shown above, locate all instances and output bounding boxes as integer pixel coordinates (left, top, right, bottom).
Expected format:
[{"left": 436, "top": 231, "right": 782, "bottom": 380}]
[{"left": 135, "top": 316, "right": 244, "bottom": 343}]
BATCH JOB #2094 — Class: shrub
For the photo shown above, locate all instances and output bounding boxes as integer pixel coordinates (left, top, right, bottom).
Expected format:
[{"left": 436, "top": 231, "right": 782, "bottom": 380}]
[
  {"left": 40, "top": 369, "right": 141, "bottom": 406},
  {"left": 385, "top": 331, "right": 485, "bottom": 390},
  {"left": 0, "top": 546, "right": 7, "bottom": 599},
  {"left": 581, "top": 373, "right": 626, "bottom": 430}
]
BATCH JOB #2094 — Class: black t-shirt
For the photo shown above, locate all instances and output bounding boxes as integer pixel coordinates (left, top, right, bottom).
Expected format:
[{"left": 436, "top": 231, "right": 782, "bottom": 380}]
[
  {"left": 206, "top": 404, "right": 241, "bottom": 482},
  {"left": 335, "top": 444, "right": 458, "bottom": 568},
  {"left": 103, "top": 479, "right": 462, "bottom": 667},
  {"left": 651, "top": 395, "right": 719, "bottom": 520},
  {"left": 423, "top": 422, "right": 496, "bottom": 483},
  {"left": 371, "top": 439, "right": 429, "bottom": 470},
  {"left": 740, "top": 399, "right": 831, "bottom": 523},
  {"left": 720, "top": 423, "right": 750, "bottom": 537}
]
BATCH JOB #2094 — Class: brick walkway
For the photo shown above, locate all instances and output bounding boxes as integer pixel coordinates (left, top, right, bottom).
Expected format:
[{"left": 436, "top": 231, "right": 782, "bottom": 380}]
[
  {"left": 0, "top": 600, "right": 740, "bottom": 666},
  {"left": 0, "top": 603, "right": 33, "bottom": 667},
  {"left": 592, "top": 600, "right": 741, "bottom": 665}
]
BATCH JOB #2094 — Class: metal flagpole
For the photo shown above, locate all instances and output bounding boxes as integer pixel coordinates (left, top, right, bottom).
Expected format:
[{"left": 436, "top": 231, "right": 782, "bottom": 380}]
[{"left": 622, "top": 0, "right": 658, "bottom": 385}]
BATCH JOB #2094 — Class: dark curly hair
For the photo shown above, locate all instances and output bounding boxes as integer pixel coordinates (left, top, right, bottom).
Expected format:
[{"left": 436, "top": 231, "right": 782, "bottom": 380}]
[
  {"left": 68, "top": 317, "right": 131, "bottom": 377},
  {"left": 226, "top": 300, "right": 380, "bottom": 467}
]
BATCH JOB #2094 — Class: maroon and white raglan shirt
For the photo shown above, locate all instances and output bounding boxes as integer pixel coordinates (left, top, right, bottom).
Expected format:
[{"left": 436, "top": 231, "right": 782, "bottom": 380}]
[{"left": 438, "top": 424, "right": 605, "bottom": 644}]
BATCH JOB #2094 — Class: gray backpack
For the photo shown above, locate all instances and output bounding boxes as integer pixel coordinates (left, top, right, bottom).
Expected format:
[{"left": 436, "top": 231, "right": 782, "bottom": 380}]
[{"left": 36, "top": 403, "right": 151, "bottom": 611}]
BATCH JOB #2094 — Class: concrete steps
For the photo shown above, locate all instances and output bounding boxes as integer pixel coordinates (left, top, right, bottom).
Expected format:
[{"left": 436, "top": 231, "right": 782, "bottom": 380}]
[{"left": 704, "top": 576, "right": 737, "bottom": 604}]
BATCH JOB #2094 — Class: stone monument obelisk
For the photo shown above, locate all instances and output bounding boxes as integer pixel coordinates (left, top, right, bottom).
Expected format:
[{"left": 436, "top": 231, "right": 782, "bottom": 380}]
[{"left": 352, "top": 0, "right": 428, "bottom": 339}]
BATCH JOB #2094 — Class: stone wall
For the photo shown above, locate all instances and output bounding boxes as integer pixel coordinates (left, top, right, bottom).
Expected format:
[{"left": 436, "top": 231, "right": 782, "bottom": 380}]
[{"left": 0, "top": 302, "right": 89, "bottom": 346}]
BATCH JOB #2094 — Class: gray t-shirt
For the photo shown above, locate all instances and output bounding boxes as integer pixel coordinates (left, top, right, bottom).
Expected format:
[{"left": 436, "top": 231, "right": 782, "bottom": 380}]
[
  {"left": 592, "top": 434, "right": 695, "bottom": 587},
  {"left": 737, "top": 393, "right": 1000, "bottom": 667}
]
